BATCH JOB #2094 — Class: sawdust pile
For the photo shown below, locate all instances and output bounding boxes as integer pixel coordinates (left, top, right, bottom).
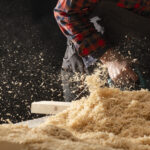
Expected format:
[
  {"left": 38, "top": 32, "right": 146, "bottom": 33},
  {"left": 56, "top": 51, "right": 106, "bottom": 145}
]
[{"left": 0, "top": 74, "right": 150, "bottom": 150}]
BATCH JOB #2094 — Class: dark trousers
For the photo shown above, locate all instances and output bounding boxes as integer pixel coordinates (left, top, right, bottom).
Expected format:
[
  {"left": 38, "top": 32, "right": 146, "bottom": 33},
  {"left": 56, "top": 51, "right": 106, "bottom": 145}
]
[{"left": 61, "top": 1, "right": 150, "bottom": 102}]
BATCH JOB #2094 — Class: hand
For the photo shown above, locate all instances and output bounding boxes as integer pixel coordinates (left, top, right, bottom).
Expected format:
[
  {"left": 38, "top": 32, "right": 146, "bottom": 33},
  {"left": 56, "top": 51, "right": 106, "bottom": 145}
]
[
  {"left": 69, "top": 53, "right": 85, "bottom": 73},
  {"left": 105, "top": 60, "right": 138, "bottom": 84},
  {"left": 100, "top": 49, "right": 138, "bottom": 84}
]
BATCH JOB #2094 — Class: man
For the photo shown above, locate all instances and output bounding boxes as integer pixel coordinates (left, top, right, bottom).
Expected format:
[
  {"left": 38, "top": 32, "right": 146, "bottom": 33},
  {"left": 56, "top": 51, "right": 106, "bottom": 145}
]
[{"left": 54, "top": 0, "right": 150, "bottom": 101}]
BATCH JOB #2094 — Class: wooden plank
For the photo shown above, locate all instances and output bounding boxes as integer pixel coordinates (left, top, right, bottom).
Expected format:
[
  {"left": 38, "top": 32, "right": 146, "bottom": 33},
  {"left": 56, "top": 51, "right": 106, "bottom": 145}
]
[
  {"left": 17, "top": 117, "right": 49, "bottom": 128},
  {"left": 31, "top": 101, "right": 71, "bottom": 114}
]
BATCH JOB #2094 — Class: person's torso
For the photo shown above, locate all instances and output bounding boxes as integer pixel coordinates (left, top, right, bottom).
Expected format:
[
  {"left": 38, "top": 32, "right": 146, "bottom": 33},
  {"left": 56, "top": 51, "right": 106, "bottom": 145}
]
[{"left": 90, "top": 0, "right": 150, "bottom": 77}]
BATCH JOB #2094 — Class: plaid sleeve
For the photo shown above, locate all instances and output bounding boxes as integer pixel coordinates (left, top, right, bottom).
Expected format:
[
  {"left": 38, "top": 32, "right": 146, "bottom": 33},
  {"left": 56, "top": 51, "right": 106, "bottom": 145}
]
[
  {"left": 117, "top": 0, "right": 150, "bottom": 13},
  {"left": 54, "top": 0, "right": 106, "bottom": 57}
]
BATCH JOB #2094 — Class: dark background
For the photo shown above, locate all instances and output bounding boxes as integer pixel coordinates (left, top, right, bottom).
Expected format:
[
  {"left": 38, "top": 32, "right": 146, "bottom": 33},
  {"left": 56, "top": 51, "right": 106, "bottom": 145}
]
[{"left": 0, "top": 0, "right": 66, "bottom": 124}]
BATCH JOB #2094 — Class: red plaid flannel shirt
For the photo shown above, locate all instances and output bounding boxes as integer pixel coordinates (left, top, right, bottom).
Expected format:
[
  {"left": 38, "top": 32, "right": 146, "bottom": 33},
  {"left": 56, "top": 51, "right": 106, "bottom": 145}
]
[{"left": 54, "top": 0, "right": 150, "bottom": 57}]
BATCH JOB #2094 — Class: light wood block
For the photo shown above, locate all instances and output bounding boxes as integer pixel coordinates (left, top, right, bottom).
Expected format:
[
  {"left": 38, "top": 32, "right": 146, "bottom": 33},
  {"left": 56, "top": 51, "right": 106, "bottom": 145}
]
[
  {"left": 31, "top": 101, "right": 71, "bottom": 114},
  {"left": 17, "top": 117, "right": 49, "bottom": 128}
]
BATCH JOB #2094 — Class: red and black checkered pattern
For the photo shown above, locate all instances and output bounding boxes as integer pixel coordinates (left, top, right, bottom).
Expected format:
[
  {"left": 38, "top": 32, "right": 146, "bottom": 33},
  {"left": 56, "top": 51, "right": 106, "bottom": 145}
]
[{"left": 54, "top": 0, "right": 150, "bottom": 57}]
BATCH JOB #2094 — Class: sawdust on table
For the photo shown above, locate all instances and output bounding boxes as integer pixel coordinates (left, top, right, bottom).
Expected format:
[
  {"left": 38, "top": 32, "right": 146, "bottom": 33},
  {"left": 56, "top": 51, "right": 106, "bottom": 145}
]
[{"left": 0, "top": 73, "right": 150, "bottom": 150}]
